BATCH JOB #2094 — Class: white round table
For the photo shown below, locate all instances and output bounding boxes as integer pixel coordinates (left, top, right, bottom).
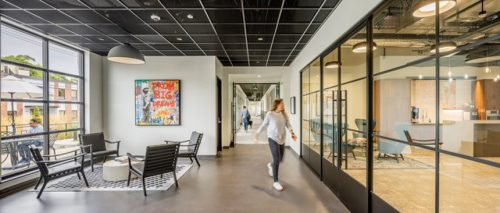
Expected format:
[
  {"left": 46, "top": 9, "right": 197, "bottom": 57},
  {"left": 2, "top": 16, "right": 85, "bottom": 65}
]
[{"left": 102, "top": 160, "right": 142, "bottom": 182}]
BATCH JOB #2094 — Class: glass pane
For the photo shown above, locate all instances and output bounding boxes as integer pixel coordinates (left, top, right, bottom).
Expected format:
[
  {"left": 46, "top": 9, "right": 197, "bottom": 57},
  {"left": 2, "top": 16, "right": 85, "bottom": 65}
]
[
  {"left": 323, "top": 88, "right": 338, "bottom": 166},
  {"left": 1, "top": 64, "right": 44, "bottom": 100},
  {"left": 1, "top": 135, "right": 45, "bottom": 177},
  {"left": 1, "top": 101, "right": 45, "bottom": 137},
  {"left": 49, "top": 103, "right": 80, "bottom": 131},
  {"left": 302, "top": 95, "right": 310, "bottom": 148},
  {"left": 302, "top": 67, "right": 310, "bottom": 95},
  {"left": 49, "top": 42, "right": 82, "bottom": 75},
  {"left": 323, "top": 48, "right": 339, "bottom": 88},
  {"left": 341, "top": 80, "right": 367, "bottom": 186},
  {"left": 341, "top": 27, "right": 367, "bottom": 83},
  {"left": 310, "top": 58, "right": 321, "bottom": 92},
  {"left": 309, "top": 92, "right": 321, "bottom": 155},
  {"left": 372, "top": 0, "right": 436, "bottom": 73},
  {"left": 1, "top": 25, "right": 44, "bottom": 67},
  {"left": 50, "top": 130, "right": 81, "bottom": 159},
  {"left": 373, "top": 59, "right": 436, "bottom": 212},
  {"left": 49, "top": 73, "right": 81, "bottom": 101}
]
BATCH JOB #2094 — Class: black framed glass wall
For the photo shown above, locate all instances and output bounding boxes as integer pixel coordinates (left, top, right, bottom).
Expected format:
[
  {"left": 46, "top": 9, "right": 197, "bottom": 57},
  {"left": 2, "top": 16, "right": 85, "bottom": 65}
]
[
  {"left": 0, "top": 23, "right": 84, "bottom": 180},
  {"left": 299, "top": 0, "right": 500, "bottom": 212}
]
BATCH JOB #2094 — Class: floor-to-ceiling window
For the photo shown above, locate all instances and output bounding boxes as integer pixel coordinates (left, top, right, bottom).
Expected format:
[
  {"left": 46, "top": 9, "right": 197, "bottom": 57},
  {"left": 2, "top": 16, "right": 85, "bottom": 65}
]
[
  {"left": 0, "top": 23, "right": 84, "bottom": 180},
  {"left": 299, "top": 0, "right": 500, "bottom": 212}
]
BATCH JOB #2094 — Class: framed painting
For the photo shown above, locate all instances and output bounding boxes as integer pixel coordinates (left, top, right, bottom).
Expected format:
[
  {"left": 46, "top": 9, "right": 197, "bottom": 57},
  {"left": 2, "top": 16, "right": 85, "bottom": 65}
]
[{"left": 135, "top": 79, "right": 181, "bottom": 126}]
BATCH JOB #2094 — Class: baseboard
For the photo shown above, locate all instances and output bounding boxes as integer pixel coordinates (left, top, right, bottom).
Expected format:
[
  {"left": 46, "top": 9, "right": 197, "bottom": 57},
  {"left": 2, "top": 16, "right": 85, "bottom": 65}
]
[
  {"left": 222, "top": 146, "right": 230, "bottom": 149},
  {"left": 197, "top": 155, "right": 217, "bottom": 160},
  {"left": 0, "top": 177, "right": 37, "bottom": 199}
]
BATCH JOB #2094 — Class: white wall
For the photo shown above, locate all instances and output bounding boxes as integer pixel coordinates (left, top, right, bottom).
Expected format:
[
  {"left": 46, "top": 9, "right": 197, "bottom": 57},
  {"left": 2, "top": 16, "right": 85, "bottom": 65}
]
[
  {"left": 85, "top": 52, "right": 103, "bottom": 133},
  {"left": 103, "top": 56, "right": 218, "bottom": 156},
  {"left": 286, "top": 0, "right": 383, "bottom": 154}
]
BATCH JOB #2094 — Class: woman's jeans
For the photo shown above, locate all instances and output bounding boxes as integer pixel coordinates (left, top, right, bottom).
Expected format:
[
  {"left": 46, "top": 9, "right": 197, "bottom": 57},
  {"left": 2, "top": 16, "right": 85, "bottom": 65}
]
[
  {"left": 268, "top": 138, "right": 284, "bottom": 182},
  {"left": 243, "top": 120, "right": 249, "bottom": 131}
]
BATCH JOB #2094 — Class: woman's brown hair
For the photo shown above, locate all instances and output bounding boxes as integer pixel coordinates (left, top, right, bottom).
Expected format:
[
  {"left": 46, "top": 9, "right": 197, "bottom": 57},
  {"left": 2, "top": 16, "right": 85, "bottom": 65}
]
[{"left": 270, "top": 99, "right": 284, "bottom": 112}]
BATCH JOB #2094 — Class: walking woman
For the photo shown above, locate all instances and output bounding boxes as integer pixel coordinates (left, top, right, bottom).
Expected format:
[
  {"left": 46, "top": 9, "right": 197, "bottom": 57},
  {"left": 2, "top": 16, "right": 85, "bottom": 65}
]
[{"left": 255, "top": 99, "right": 297, "bottom": 191}]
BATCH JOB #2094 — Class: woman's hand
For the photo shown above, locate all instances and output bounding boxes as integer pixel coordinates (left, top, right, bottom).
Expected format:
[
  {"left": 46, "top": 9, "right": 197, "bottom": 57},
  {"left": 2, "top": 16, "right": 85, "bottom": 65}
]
[{"left": 290, "top": 131, "right": 298, "bottom": 142}]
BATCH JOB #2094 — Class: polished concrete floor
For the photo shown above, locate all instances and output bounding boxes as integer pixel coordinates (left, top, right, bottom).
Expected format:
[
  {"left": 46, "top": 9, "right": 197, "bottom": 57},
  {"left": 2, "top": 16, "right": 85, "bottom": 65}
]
[{"left": 0, "top": 145, "right": 348, "bottom": 213}]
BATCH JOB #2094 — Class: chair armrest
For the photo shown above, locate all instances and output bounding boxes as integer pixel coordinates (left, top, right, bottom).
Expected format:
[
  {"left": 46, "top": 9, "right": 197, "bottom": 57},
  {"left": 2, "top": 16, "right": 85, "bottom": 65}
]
[
  {"left": 126, "top": 153, "right": 145, "bottom": 161},
  {"left": 105, "top": 140, "right": 121, "bottom": 144},
  {"left": 179, "top": 144, "right": 197, "bottom": 147},
  {"left": 165, "top": 140, "right": 189, "bottom": 144},
  {"left": 411, "top": 139, "right": 443, "bottom": 145},
  {"left": 38, "top": 153, "right": 86, "bottom": 164}
]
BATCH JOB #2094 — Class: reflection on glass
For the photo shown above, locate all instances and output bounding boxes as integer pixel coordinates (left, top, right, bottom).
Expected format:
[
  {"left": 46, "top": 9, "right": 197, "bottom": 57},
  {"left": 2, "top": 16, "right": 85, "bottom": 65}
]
[
  {"left": 49, "top": 42, "right": 81, "bottom": 75},
  {"left": 1, "top": 64, "right": 43, "bottom": 100},
  {"left": 322, "top": 49, "right": 339, "bottom": 165},
  {"left": 302, "top": 95, "right": 310, "bottom": 149},
  {"left": 309, "top": 92, "right": 321, "bottom": 154},
  {"left": 302, "top": 67, "right": 310, "bottom": 95},
  {"left": 49, "top": 73, "right": 81, "bottom": 101}
]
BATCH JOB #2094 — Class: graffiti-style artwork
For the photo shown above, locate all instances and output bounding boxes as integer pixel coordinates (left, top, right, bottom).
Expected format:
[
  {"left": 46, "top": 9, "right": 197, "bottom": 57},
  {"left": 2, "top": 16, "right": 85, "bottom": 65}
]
[{"left": 135, "top": 80, "right": 181, "bottom": 126}]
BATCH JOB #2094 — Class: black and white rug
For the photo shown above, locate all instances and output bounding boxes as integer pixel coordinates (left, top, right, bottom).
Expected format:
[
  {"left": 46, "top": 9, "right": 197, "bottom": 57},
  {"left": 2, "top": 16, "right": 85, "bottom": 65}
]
[{"left": 29, "top": 164, "right": 192, "bottom": 192}]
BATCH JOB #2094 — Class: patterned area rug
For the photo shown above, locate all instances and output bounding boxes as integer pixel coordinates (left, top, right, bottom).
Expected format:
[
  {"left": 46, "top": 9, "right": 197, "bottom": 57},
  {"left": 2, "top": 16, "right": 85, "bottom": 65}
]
[{"left": 29, "top": 164, "right": 192, "bottom": 192}]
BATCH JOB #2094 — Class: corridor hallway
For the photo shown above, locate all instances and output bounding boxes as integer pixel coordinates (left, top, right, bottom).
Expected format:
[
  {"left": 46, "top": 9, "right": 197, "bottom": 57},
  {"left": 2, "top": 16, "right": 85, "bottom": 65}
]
[
  {"left": 235, "top": 116, "right": 269, "bottom": 144},
  {"left": 0, "top": 145, "right": 348, "bottom": 213}
]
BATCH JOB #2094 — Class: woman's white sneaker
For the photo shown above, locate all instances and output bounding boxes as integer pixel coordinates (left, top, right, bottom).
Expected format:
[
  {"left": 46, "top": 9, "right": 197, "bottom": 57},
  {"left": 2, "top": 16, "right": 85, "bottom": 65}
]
[
  {"left": 267, "top": 163, "right": 273, "bottom": 177},
  {"left": 273, "top": 182, "right": 284, "bottom": 191}
]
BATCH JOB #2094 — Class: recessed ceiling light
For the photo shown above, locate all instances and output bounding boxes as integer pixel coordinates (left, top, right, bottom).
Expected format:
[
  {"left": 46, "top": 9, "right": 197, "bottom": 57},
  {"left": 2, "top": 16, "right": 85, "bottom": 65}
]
[
  {"left": 257, "top": 75, "right": 261, "bottom": 78},
  {"left": 430, "top": 41, "right": 457, "bottom": 54},
  {"left": 352, "top": 41, "right": 377, "bottom": 53},
  {"left": 464, "top": 74, "right": 469, "bottom": 79},
  {"left": 257, "top": 37, "right": 264, "bottom": 41},
  {"left": 150, "top": 14, "right": 161, "bottom": 22},
  {"left": 187, "top": 14, "right": 194, "bottom": 19},
  {"left": 419, "top": 74, "right": 423, "bottom": 79},
  {"left": 413, "top": 0, "right": 456, "bottom": 18},
  {"left": 176, "top": 37, "right": 183, "bottom": 41},
  {"left": 97, "top": 38, "right": 105, "bottom": 41}
]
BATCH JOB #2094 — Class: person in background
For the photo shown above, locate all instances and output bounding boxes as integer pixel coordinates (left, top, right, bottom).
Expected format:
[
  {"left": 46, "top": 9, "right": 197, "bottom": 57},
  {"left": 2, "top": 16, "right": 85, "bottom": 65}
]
[
  {"left": 18, "top": 118, "right": 44, "bottom": 164},
  {"left": 241, "top": 106, "right": 250, "bottom": 133},
  {"left": 255, "top": 99, "right": 297, "bottom": 192}
]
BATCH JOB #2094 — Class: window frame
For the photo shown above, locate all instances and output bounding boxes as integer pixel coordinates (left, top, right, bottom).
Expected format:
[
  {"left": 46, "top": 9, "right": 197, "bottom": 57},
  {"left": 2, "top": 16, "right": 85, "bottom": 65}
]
[{"left": 0, "top": 22, "right": 85, "bottom": 181}]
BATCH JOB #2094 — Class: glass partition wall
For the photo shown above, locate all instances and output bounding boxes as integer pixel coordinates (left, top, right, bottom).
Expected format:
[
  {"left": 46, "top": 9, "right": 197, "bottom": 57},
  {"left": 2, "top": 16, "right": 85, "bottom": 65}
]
[
  {"left": 0, "top": 23, "right": 84, "bottom": 180},
  {"left": 299, "top": 0, "right": 500, "bottom": 212}
]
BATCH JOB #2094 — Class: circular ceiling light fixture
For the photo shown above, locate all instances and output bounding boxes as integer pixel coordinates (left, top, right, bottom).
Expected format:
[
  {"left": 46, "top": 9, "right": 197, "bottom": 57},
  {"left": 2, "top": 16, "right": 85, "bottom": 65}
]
[
  {"left": 430, "top": 41, "right": 457, "bottom": 54},
  {"left": 257, "top": 37, "right": 264, "bottom": 41},
  {"left": 413, "top": 0, "right": 456, "bottom": 18},
  {"left": 150, "top": 14, "right": 161, "bottom": 22},
  {"left": 478, "top": 0, "right": 487, "bottom": 18},
  {"left": 107, "top": 44, "right": 145, "bottom": 65},
  {"left": 325, "top": 61, "right": 340, "bottom": 68},
  {"left": 352, "top": 41, "right": 377, "bottom": 53},
  {"left": 176, "top": 37, "right": 183, "bottom": 41},
  {"left": 187, "top": 14, "right": 194, "bottom": 19}
]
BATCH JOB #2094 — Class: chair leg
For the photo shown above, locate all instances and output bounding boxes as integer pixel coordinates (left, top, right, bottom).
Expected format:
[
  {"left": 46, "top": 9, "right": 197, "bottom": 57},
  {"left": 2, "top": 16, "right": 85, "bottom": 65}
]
[
  {"left": 34, "top": 177, "right": 43, "bottom": 190},
  {"left": 103, "top": 156, "right": 107, "bottom": 163},
  {"left": 351, "top": 151, "right": 356, "bottom": 160},
  {"left": 142, "top": 177, "right": 147, "bottom": 196},
  {"left": 127, "top": 171, "right": 131, "bottom": 186},
  {"left": 400, "top": 154, "right": 404, "bottom": 161},
  {"left": 37, "top": 180, "right": 48, "bottom": 199},
  {"left": 194, "top": 156, "right": 200, "bottom": 167},
  {"left": 160, "top": 174, "right": 163, "bottom": 179},
  {"left": 395, "top": 154, "right": 399, "bottom": 163},
  {"left": 77, "top": 172, "right": 81, "bottom": 180},
  {"left": 173, "top": 171, "right": 178, "bottom": 188},
  {"left": 377, "top": 153, "right": 381, "bottom": 160},
  {"left": 189, "top": 157, "right": 193, "bottom": 164},
  {"left": 81, "top": 171, "right": 89, "bottom": 187},
  {"left": 52, "top": 148, "right": 57, "bottom": 160},
  {"left": 91, "top": 158, "right": 94, "bottom": 172}
]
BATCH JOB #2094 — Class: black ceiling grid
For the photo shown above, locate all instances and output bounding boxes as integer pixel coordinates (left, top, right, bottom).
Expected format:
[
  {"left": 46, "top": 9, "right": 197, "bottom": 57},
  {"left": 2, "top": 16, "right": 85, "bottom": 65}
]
[
  {"left": 282, "top": 0, "right": 333, "bottom": 66},
  {"left": 197, "top": 0, "right": 233, "bottom": 66},
  {"left": 0, "top": 0, "right": 341, "bottom": 66}
]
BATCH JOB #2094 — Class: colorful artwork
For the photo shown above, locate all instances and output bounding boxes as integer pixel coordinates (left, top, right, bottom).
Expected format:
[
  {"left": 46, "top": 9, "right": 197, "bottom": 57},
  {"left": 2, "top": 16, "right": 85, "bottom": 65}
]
[{"left": 135, "top": 80, "right": 180, "bottom": 126}]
